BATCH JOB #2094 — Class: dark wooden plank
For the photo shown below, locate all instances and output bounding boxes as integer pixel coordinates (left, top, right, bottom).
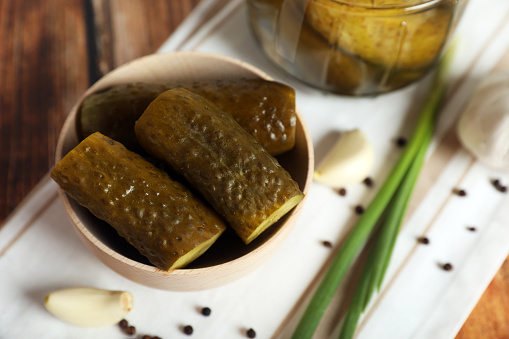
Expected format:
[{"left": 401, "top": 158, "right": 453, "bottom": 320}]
[
  {"left": 89, "top": 0, "right": 202, "bottom": 77},
  {"left": 0, "top": 0, "right": 89, "bottom": 221}
]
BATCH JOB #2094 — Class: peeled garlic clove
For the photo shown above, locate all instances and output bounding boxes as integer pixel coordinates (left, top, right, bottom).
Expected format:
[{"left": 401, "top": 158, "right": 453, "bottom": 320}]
[
  {"left": 314, "top": 129, "right": 374, "bottom": 188},
  {"left": 44, "top": 287, "right": 133, "bottom": 327},
  {"left": 457, "top": 73, "right": 509, "bottom": 171}
]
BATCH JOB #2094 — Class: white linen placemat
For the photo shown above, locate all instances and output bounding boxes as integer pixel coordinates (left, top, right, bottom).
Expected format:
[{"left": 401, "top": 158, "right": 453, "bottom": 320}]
[{"left": 2, "top": 1, "right": 509, "bottom": 338}]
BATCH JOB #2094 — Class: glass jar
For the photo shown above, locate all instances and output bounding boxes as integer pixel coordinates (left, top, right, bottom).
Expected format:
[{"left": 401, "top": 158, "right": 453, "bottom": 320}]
[{"left": 247, "top": 0, "right": 468, "bottom": 96}]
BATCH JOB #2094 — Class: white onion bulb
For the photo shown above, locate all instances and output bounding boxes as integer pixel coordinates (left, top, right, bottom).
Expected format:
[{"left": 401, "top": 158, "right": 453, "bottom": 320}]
[{"left": 457, "top": 73, "right": 509, "bottom": 171}]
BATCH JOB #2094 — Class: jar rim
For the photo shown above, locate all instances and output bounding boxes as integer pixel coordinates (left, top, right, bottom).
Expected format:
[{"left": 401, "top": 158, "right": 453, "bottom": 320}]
[{"left": 324, "top": 0, "right": 454, "bottom": 10}]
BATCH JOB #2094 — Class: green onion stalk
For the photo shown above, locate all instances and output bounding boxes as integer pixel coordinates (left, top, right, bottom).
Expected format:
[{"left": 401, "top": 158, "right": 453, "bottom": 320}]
[
  {"left": 338, "top": 125, "right": 434, "bottom": 339},
  {"left": 291, "top": 45, "right": 455, "bottom": 339}
]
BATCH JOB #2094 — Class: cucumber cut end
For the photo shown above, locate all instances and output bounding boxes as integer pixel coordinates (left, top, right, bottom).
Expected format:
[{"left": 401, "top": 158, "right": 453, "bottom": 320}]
[
  {"left": 168, "top": 227, "right": 226, "bottom": 270},
  {"left": 245, "top": 194, "right": 304, "bottom": 245}
]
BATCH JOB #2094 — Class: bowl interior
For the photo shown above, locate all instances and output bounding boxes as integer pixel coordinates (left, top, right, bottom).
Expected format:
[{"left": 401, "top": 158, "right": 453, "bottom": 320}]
[{"left": 56, "top": 51, "right": 314, "bottom": 272}]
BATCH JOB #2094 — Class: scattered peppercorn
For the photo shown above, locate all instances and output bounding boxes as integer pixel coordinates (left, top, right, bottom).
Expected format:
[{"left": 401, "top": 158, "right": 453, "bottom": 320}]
[
  {"left": 337, "top": 188, "right": 347, "bottom": 196},
  {"left": 355, "top": 205, "right": 365, "bottom": 214},
  {"left": 126, "top": 326, "right": 136, "bottom": 335},
  {"left": 152, "top": 337, "right": 162, "bottom": 339},
  {"left": 492, "top": 179, "right": 508, "bottom": 193},
  {"left": 141, "top": 336, "right": 151, "bottom": 339},
  {"left": 322, "top": 240, "right": 333, "bottom": 248},
  {"left": 454, "top": 188, "right": 467, "bottom": 196},
  {"left": 246, "top": 328, "right": 257, "bottom": 338},
  {"left": 363, "top": 177, "right": 374, "bottom": 187},
  {"left": 201, "top": 307, "right": 211, "bottom": 316},
  {"left": 119, "top": 319, "right": 128, "bottom": 329},
  {"left": 183, "top": 325, "right": 194, "bottom": 335},
  {"left": 467, "top": 226, "right": 477, "bottom": 232},
  {"left": 396, "top": 137, "right": 407, "bottom": 147},
  {"left": 418, "top": 236, "right": 430, "bottom": 245},
  {"left": 443, "top": 263, "right": 453, "bottom": 271}
]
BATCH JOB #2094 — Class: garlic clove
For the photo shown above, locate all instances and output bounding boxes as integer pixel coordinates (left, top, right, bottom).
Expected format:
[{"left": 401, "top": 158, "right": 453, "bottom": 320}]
[
  {"left": 44, "top": 287, "right": 133, "bottom": 327},
  {"left": 457, "top": 73, "right": 509, "bottom": 171},
  {"left": 314, "top": 129, "right": 375, "bottom": 188}
]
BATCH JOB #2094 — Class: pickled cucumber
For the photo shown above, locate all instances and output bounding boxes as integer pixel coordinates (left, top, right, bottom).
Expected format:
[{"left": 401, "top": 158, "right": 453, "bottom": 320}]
[
  {"left": 79, "top": 83, "right": 169, "bottom": 152},
  {"left": 50, "top": 132, "right": 227, "bottom": 270},
  {"left": 79, "top": 79, "right": 297, "bottom": 155},
  {"left": 306, "top": 0, "right": 455, "bottom": 69},
  {"left": 135, "top": 88, "right": 304, "bottom": 244},
  {"left": 186, "top": 78, "right": 296, "bottom": 156}
]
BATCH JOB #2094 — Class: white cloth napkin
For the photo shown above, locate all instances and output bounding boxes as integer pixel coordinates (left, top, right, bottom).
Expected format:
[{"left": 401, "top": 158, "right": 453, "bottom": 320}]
[{"left": 2, "top": 1, "right": 509, "bottom": 338}]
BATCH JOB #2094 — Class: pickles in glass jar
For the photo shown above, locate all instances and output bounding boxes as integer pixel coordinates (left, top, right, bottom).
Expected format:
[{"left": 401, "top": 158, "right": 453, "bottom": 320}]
[
  {"left": 50, "top": 132, "right": 227, "bottom": 271},
  {"left": 135, "top": 88, "right": 304, "bottom": 244},
  {"left": 247, "top": 0, "right": 468, "bottom": 95}
]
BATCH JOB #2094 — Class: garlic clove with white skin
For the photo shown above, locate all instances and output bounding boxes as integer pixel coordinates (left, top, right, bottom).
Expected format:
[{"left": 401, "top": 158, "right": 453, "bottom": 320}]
[
  {"left": 44, "top": 287, "right": 133, "bottom": 327},
  {"left": 457, "top": 73, "right": 509, "bottom": 171},
  {"left": 313, "top": 129, "right": 375, "bottom": 188}
]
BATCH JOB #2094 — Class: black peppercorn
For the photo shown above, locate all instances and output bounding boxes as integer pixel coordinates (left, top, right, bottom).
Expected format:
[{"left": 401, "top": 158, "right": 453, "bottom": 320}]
[
  {"left": 493, "top": 179, "right": 508, "bottom": 193},
  {"left": 183, "top": 325, "right": 193, "bottom": 335},
  {"left": 454, "top": 188, "right": 467, "bottom": 196},
  {"left": 396, "top": 137, "right": 407, "bottom": 147},
  {"left": 355, "top": 205, "right": 365, "bottom": 214},
  {"left": 363, "top": 177, "right": 374, "bottom": 187},
  {"left": 126, "top": 326, "right": 136, "bottom": 335},
  {"left": 418, "top": 236, "right": 430, "bottom": 245},
  {"left": 467, "top": 226, "right": 477, "bottom": 232},
  {"left": 246, "top": 328, "right": 257, "bottom": 338},
  {"left": 141, "top": 336, "right": 151, "bottom": 339},
  {"left": 201, "top": 307, "right": 211, "bottom": 316},
  {"left": 443, "top": 263, "right": 453, "bottom": 271},
  {"left": 119, "top": 319, "right": 128, "bottom": 329},
  {"left": 322, "top": 240, "right": 333, "bottom": 248},
  {"left": 337, "top": 188, "right": 347, "bottom": 196}
]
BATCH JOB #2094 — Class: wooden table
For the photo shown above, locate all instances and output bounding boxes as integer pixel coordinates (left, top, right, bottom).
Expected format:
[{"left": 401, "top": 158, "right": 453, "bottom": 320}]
[{"left": 1, "top": 1, "right": 507, "bottom": 337}]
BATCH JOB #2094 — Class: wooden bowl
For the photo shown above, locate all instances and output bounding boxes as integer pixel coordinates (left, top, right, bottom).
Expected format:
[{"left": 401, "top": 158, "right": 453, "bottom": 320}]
[{"left": 55, "top": 51, "right": 314, "bottom": 291}]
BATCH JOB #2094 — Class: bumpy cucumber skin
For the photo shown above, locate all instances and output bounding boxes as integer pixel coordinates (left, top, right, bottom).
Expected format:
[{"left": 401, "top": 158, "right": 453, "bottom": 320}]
[
  {"left": 79, "top": 83, "right": 169, "bottom": 152},
  {"left": 79, "top": 79, "right": 296, "bottom": 155},
  {"left": 135, "top": 88, "right": 303, "bottom": 244},
  {"left": 187, "top": 78, "right": 297, "bottom": 156},
  {"left": 51, "top": 132, "right": 227, "bottom": 270}
]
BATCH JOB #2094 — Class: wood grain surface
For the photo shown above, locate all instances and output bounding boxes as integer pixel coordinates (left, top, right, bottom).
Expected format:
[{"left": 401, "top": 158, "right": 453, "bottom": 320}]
[{"left": 0, "top": 0, "right": 507, "bottom": 337}]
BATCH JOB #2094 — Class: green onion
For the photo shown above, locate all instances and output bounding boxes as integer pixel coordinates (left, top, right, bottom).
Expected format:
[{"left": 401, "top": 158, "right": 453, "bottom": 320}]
[
  {"left": 374, "top": 127, "right": 434, "bottom": 293},
  {"left": 291, "top": 45, "right": 455, "bottom": 339},
  {"left": 339, "top": 126, "right": 434, "bottom": 339}
]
